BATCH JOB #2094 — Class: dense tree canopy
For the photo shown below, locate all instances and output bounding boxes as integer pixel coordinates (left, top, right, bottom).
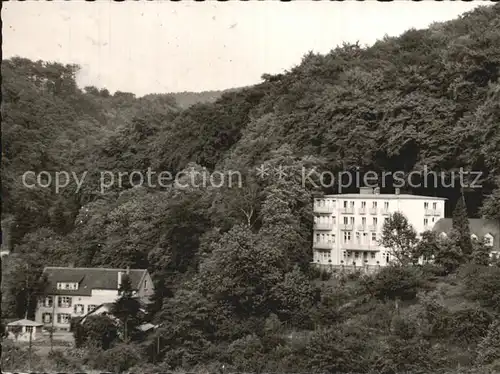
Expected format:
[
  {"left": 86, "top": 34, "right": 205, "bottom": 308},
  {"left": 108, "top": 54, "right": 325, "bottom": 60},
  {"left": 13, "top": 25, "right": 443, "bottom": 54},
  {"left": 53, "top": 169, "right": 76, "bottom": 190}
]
[{"left": 2, "top": 4, "right": 500, "bottom": 373}]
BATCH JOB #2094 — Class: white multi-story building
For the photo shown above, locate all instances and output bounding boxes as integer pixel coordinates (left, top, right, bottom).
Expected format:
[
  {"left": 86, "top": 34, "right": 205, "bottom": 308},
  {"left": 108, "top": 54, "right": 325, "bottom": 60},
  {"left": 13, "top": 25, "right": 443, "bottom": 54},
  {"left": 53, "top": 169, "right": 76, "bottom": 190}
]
[
  {"left": 35, "top": 267, "right": 154, "bottom": 331},
  {"left": 312, "top": 187, "right": 446, "bottom": 270}
]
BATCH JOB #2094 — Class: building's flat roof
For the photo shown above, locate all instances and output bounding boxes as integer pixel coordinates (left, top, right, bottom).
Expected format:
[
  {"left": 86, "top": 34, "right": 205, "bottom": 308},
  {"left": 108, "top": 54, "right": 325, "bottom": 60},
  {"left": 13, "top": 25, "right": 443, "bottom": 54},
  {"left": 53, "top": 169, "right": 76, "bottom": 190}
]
[{"left": 320, "top": 194, "right": 447, "bottom": 200}]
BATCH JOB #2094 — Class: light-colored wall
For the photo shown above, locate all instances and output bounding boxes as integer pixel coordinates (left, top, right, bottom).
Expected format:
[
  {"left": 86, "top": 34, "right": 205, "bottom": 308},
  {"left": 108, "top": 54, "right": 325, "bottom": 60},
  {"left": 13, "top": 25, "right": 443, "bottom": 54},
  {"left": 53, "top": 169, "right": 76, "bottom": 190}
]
[
  {"left": 35, "top": 272, "right": 155, "bottom": 329},
  {"left": 313, "top": 195, "right": 446, "bottom": 267},
  {"left": 6, "top": 325, "right": 42, "bottom": 341},
  {"left": 35, "top": 291, "right": 120, "bottom": 328}
]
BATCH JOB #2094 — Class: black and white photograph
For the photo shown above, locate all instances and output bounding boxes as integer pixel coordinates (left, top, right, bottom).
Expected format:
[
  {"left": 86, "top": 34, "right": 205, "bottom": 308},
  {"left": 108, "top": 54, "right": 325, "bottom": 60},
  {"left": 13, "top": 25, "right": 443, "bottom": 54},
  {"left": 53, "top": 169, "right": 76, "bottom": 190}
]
[{"left": 2, "top": 1, "right": 500, "bottom": 373}]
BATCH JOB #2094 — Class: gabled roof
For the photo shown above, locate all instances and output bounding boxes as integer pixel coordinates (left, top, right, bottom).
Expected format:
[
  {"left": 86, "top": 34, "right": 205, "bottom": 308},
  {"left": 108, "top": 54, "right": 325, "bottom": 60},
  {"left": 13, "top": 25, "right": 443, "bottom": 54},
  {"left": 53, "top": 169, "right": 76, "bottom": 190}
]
[
  {"left": 80, "top": 302, "right": 150, "bottom": 329},
  {"left": 80, "top": 303, "right": 114, "bottom": 324},
  {"left": 7, "top": 319, "right": 43, "bottom": 327},
  {"left": 433, "top": 218, "right": 500, "bottom": 249},
  {"left": 42, "top": 267, "right": 148, "bottom": 296}
]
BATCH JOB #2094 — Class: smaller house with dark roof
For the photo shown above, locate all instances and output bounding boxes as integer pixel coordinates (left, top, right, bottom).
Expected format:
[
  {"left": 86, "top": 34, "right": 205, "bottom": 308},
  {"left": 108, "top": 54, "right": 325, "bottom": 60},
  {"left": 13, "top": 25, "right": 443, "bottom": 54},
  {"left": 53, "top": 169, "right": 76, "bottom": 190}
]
[
  {"left": 35, "top": 267, "right": 154, "bottom": 331},
  {"left": 433, "top": 218, "right": 500, "bottom": 255}
]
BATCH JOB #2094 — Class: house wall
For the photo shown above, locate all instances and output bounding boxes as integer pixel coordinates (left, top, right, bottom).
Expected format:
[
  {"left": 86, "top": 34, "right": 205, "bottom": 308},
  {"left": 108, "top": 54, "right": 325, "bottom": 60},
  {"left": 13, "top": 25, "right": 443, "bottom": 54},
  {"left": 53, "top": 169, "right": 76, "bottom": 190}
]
[
  {"left": 35, "top": 272, "right": 155, "bottom": 330},
  {"left": 6, "top": 325, "right": 42, "bottom": 341},
  {"left": 35, "top": 290, "right": 120, "bottom": 330},
  {"left": 313, "top": 195, "right": 446, "bottom": 267}
]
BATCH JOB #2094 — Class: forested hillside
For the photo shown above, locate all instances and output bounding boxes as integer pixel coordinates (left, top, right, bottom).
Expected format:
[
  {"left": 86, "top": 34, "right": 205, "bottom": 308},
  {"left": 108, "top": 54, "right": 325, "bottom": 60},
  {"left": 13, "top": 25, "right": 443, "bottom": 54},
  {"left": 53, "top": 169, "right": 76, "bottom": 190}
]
[
  {"left": 2, "top": 4, "right": 500, "bottom": 373},
  {"left": 169, "top": 89, "right": 241, "bottom": 109}
]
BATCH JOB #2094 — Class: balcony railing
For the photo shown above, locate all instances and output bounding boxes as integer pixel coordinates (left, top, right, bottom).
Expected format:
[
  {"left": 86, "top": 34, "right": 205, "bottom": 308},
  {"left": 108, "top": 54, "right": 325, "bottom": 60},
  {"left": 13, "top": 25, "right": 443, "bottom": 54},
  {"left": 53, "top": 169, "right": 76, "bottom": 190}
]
[
  {"left": 313, "top": 263, "right": 382, "bottom": 274},
  {"left": 380, "top": 209, "right": 390, "bottom": 215},
  {"left": 424, "top": 209, "right": 437, "bottom": 216},
  {"left": 369, "top": 208, "right": 378, "bottom": 215},
  {"left": 341, "top": 207, "right": 354, "bottom": 214},
  {"left": 314, "top": 205, "right": 334, "bottom": 213},
  {"left": 314, "top": 222, "right": 332, "bottom": 230},
  {"left": 342, "top": 242, "right": 379, "bottom": 251},
  {"left": 313, "top": 241, "right": 333, "bottom": 250},
  {"left": 340, "top": 224, "right": 354, "bottom": 231},
  {"left": 358, "top": 224, "right": 367, "bottom": 231},
  {"left": 368, "top": 225, "right": 377, "bottom": 232},
  {"left": 358, "top": 208, "right": 367, "bottom": 215}
]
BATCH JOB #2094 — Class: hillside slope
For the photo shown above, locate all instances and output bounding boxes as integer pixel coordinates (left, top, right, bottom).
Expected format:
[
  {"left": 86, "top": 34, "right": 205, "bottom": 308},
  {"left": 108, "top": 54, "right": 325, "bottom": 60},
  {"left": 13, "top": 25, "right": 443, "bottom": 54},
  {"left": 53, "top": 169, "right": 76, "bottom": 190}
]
[
  {"left": 169, "top": 88, "right": 243, "bottom": 109},
  {"left": 2, "top": 3, "right": 500, "bottom": 373}
]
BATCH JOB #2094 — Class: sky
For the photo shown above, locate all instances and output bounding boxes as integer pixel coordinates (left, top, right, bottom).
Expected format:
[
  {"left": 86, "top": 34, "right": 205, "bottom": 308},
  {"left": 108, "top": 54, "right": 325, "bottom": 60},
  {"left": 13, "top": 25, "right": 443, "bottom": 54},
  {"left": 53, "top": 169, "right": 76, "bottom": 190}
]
[{"left": 3, "top": 1, "right": 484, "bottom": 96}]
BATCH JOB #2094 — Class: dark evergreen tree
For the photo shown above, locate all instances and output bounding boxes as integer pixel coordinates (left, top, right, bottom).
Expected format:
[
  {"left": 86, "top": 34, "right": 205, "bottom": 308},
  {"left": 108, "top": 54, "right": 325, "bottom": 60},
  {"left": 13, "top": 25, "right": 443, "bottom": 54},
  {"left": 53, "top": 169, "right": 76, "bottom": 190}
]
[
  {"left": 452, "top": 194, "right": 473, "bottom": 256},
  {"left": 146, "top": 276, "right": 173, "bottom": 320},
  {"left": 111, "top": 274, "right": 141, "bottom": 342},
  {"left": 434, "top": 231, "right": 465, "bottom": 275},
  {"left": 471, "top": 238, "right": 491, "bottom": 266}
]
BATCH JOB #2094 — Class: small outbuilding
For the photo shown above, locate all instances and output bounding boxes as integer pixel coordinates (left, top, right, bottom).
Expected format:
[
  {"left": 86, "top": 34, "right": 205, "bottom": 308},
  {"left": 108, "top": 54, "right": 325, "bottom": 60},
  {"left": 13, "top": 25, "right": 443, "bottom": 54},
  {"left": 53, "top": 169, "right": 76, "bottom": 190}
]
[{"left": 6, "top": 319, "right": 43, "bottom": 341}]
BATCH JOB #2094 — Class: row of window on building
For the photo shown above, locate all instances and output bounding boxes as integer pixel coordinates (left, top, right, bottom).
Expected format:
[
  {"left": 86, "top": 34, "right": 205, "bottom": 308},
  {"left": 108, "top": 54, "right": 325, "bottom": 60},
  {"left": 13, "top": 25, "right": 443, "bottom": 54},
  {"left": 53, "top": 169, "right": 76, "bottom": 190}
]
[
  {"left": 42, "top": 312, "right": 72, "bottom": 324},
  {"left": 315, "top": 216, "right": 390, "bottom": 226},
  {"left": 315, "top": 199, "right": 437, "bottom": 210},
  {"left": 315, "top": 232, "right": 379, "bottom": 243},
  {"left": 316, "top": 200, "right": 390, "bottom": 209},
  {"left": 343, "top": 251, "right": 377, "bottom": 260},
  {"left": 315, "top": 199, "right": 439, "bottom": 211},
  {"left": 41, "top": 296, "right": 97, "bottom": 313},
  {"left": 315, "top": 251, "right": 391, "bottom": 263},
  {"left": 315, "top": 216, "right": 438, "bottom": 232},
  {"left": 56, "top": 282, "right": 79, "bottom": 290}
]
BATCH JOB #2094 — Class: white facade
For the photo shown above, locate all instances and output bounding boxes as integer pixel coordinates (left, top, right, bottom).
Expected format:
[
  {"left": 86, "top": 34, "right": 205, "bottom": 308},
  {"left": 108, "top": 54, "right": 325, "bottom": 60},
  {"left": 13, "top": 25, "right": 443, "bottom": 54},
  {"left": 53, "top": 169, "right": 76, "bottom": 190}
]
[
  {"left": 36, "top": 289, "right": 122, "bottom": 330},
  {"left": 312, "top": 188, "right": 446, "bottom": 268},
  {"left": 35, "top": 269, "right": 154, "bottom": 331}
]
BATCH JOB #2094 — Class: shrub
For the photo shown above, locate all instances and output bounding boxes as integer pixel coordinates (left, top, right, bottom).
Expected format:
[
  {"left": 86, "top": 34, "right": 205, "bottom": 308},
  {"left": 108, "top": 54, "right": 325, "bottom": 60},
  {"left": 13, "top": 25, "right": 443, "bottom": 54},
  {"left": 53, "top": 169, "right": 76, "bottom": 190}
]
[
  {"left": 90, "top": 343, "right": 142, "bottom": 372},
  {"left": 227, "top": 334, "right": 267, "bottom": 372},
  {"left": 476, "top": 320, "right": 500, "bottom": 365},
  {"left": 361, "top": 265, "right": 422, "bottom": 302},
  {"left": 461, "top": 264, "right": 500, "bottom": 312},
  {"left": 446, "top": 307, "right": 493, "bottom": 344},
  {"left": 46, "top": 349, "right": 82, "bottom": 371},
  {"left": 74, "top": 314, "right": 119, "bottom": 349},
  {"left": 304, "top": 325, "right": 378, "bottom": 373}
]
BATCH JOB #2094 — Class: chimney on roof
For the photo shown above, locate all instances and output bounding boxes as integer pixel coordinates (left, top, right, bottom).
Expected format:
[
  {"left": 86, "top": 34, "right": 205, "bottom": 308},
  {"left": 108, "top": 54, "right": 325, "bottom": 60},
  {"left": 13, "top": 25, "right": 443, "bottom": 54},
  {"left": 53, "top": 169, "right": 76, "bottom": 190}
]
[
  {"left": 126, "top": 266, "right": 130, "bottom": 275},
  {"left": 395, "top": 188, "right": 400, "bottom": 195},
  {"left": 359, "top": 187, "right": 373, "bottom": 195},
  {"left": 68, "top": 262, "right": 74, "bottom": 268},
  {"left": 117, "top": 271, "right": 123, "bottom": 289},
  {"left": 374, "top": 187, "right": 380, "bottom": 195}
]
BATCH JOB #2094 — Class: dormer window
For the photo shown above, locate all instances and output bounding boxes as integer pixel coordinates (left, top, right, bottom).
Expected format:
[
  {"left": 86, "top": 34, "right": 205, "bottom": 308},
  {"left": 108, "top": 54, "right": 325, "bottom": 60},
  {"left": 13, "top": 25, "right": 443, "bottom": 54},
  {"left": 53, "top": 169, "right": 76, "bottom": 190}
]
[{"left": 56, "top": 282, "right": 79, "bottom": 290}]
